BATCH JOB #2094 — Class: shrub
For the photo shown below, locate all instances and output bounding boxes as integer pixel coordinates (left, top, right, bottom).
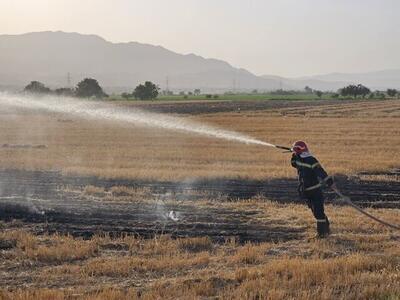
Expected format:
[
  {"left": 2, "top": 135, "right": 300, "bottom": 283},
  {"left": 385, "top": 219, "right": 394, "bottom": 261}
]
[
  {"left": 24, "top": 81, "right": 51, "bottom": 94},
  {"left": 132, "top": 81, "right": 159, "bottom": 100},
  {"left": 75, "top": 78, "right": 107, "bottom": 99}
]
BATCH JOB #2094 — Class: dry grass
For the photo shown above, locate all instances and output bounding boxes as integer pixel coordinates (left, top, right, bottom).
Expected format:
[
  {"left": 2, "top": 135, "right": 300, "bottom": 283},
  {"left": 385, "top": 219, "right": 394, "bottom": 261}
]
[
  {"left": 83, "top": 185, "right": 106, "bottom": 197},
  {"left": 0, "top": 100, "right": 399, "bottom": 181},
  {"left": 109, "top": 186, "right": 152, "bottom": 198},
  {"left": 0, "top": 231, "right": 98, "bottom": 263},
  {"left": 176, "top": 236, "right": 213, "bottom": 253},
  {"left": 0, "top": 200, "right": 399, "bottom": 299},
  {"left": 0, "top": 100, "right": 399, "bottom": 299}
]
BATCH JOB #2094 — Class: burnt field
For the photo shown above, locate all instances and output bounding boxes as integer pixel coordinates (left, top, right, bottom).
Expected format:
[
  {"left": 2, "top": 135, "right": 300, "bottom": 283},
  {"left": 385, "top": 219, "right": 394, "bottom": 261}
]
[
  {"left": 121, "top": 98, "right": 400, "bottom": 117},
  {"left": 0, "top": 168, "right": 398, "bottom": 243},
  {"left": 125, "top": 98, "right": 359, "bottom": 115},
  {"left": 0, "top": 98, "right": 399, "bottom": 299},
  {"left": 0, "top": 98, "right": 399, "bottom": 242}
]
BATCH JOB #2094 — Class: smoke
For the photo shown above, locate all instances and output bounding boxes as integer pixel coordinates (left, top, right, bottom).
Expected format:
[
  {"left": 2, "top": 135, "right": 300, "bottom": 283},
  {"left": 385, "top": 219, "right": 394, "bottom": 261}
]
[{"left": 0, "top": 92, "right": 275, "bottom": 147}]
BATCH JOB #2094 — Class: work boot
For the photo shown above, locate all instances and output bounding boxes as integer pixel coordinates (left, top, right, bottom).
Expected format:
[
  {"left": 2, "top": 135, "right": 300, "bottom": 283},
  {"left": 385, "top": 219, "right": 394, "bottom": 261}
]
[
  {"left": 316, "top": 219, "right": 328, "bottom": 238},
  {"left": 325, "top": 217, "right": 330, "bottom": 235}
]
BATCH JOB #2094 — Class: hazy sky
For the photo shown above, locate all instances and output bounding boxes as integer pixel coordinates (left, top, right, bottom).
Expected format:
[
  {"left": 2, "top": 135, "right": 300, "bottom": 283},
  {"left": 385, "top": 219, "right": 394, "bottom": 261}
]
[{"left": 1, "top": 0, "right": 399, "bottom": 77}]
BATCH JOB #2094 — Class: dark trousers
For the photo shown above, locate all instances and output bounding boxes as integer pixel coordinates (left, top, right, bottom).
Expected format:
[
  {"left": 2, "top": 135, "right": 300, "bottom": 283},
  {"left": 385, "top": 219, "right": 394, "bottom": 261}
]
[{"left": 304, "top": 188, "right": 330, "bottom": 236}]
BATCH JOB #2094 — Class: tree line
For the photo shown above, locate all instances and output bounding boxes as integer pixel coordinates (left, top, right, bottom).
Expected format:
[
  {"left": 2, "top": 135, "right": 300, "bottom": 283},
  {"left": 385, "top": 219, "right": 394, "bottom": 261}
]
[
  {"left": 24, "top": 79, "right": 161, "bottom": 100},
  {"left": 303, "top": 84, "right": 399, "bottom": 99},
  {"left": 338, "top": 84, "right": 398, "bottom": 99},
  {"left": 24, "top": 77, "right": 399, "bottom": 101},
  {"left": 24, "top": 78, "right": 107, "bottom": 98}
]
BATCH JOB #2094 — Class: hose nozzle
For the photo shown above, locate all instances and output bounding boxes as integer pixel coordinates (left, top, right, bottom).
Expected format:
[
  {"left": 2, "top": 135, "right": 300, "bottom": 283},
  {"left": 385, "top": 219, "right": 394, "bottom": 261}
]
[{"left": 275, "top": 145, "right": 292, "bottom": 152}]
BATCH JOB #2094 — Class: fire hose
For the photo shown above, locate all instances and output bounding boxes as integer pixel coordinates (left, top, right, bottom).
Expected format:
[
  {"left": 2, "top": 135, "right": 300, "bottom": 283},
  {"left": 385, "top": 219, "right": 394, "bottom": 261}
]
[
  {"left": 332, "top": 187, "right": 400, "bottom": 230},
  {"left": 274, "top": 144, "right": 400, "bottom": 230}
]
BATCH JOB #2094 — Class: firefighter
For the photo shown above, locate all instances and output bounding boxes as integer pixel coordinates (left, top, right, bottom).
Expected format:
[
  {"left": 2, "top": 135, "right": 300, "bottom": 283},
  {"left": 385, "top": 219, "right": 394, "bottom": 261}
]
[{"left": 291, "top": 141, "right": 335, "bottom": 238}]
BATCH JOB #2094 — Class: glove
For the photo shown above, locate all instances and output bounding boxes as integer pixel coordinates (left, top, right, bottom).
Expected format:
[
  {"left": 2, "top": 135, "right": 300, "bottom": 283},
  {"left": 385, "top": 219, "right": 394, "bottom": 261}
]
[
  {"left": 297, "top": 183, "right": 306, "bottom": 199},
  {"left": 291, "top": 154, "right": 298, "bottom": 168},
  {"left": 325, "top": 176, "right": 334, "bottom": 188}
]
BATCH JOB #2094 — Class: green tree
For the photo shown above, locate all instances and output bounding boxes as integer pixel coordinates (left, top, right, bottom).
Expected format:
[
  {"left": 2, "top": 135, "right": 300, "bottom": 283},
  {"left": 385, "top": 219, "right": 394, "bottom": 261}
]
[
  {"left": 24, "top": 81, "right": 51, "bottom": 94},
  {"left": 75, "top": 78, "right": 107, "bottom": 98},
  {"left": 387, "top": 89, "right": 397, "bottom": 97},
  {"left": 339, "top": 84, "right": 370, "bottom": 99},
  {"left": 132, "top": 81, "right": 159, "bottom": 100},
  {"left": 340, "top": 85, "right": 353, "bottom": 98},
  {"left": 194, "top": 89, "right": 201, "bottom": 95},
  {"left": 315, "top": 90, "right": 323, "bottom": 98},
  {"left": 358, "top": 84, "right": 370, "bottom": 98}
]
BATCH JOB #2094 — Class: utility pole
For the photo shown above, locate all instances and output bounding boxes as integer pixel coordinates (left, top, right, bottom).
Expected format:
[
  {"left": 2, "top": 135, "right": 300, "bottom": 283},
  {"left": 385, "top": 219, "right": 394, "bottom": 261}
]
[
  {"left": 166, "top": 76, "right": 169, "bottom": 92},
  {"left": 67, "top": 72, "right": 71, "bottom": 88}
]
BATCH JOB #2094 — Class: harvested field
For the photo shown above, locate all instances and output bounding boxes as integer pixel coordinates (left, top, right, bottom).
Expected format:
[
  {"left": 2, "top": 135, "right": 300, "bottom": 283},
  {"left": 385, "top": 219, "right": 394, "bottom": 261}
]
[
  {"left": 0, "top": 99, "right": 399, "bottom": 299},
  {"left": 120, "top": 98, "right": 400, "bottom": 118},
  {"left": 0, "top": 99, "right": 399, "bottom": 180},
  {"left": 0, "top": 199, "right": 399, "bottom": 299}
]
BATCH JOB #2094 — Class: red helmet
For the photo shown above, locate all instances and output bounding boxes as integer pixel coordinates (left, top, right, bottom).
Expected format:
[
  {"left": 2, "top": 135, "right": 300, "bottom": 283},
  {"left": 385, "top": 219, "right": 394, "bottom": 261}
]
[{"left": 292, "top": 141, "right": 309, "bottom": 155}]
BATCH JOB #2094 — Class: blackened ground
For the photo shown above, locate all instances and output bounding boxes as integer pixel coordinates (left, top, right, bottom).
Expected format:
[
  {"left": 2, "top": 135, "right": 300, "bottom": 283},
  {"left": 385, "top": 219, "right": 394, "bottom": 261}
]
[
  {"left": 129, "top": 99, "right": 359, "bottom": 115},
  {"left": 0, "top": 169, "right": 398, "bottom": 242}
]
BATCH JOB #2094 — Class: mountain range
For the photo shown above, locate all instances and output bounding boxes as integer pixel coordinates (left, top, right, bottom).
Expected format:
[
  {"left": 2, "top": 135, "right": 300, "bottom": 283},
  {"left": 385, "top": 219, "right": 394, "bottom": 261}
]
[{"left": 0, "top": 31, "right": 399, "bottom": 93}]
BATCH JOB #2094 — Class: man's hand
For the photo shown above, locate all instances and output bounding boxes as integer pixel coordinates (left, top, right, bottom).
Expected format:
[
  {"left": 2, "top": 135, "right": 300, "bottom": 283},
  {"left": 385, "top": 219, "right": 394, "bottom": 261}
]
[{"left": 290, "top": 153, "right": 298, "bottom": 168}]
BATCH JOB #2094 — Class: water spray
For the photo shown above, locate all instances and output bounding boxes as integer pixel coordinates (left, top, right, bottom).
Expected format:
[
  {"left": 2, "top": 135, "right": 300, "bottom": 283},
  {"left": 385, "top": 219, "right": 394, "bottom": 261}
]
[
  {"left": 0, "top": 92, "right": 278, "bottom": 148},
  {"left": 0, "top": 92, "right": 398, "bottom": 231}
]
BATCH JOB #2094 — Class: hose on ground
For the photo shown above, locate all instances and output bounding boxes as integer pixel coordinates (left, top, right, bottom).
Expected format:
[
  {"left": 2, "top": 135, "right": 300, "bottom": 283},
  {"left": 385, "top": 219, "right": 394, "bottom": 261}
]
[{"left": 332, "top": 188, "right": 400, "bottom": 230}]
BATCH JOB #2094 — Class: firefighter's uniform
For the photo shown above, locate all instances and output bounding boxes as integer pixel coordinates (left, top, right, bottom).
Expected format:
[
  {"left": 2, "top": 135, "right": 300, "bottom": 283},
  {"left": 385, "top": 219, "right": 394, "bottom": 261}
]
[{"left": 291, "top": 153, "right": 334, "bottom": 237}]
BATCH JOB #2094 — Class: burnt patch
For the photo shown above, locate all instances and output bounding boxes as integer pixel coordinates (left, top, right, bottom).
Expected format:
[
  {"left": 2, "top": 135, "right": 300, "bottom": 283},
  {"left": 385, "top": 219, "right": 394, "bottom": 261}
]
[
  {"left": 129, "top": 99, "right": 359, "bottom": 115},
  {"left": 0, "top": 199, "right": 302, "bottom": 243},
  {"left": 0, "top": 169, "right": 398, "bottom": 243},
  {"left": 0, "top": 239, "right": 16, "bottom": 250},
  {"left": 1, "top": 169, "right": 399, "bottom": 205}
]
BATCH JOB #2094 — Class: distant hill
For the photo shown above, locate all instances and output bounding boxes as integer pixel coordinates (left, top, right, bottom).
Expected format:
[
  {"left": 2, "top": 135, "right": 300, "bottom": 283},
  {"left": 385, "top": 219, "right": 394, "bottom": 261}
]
[
  {"left": 261, "top": 75, "right": 350, "bottom": 92},
  {"left": 298, "top": 70, "right": 400, "bottom": 90},
  {"left": 0, "top": 31, "right": 284, "bottom": 93},
  {"left": 263, "top": 69, "right": 400, "bottom": 92},
  {"left": 1, "top": 31, "right": 398, "bottom": 93}
]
